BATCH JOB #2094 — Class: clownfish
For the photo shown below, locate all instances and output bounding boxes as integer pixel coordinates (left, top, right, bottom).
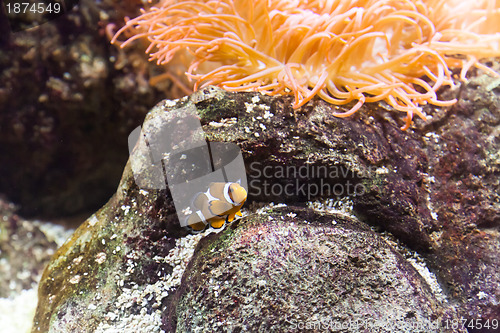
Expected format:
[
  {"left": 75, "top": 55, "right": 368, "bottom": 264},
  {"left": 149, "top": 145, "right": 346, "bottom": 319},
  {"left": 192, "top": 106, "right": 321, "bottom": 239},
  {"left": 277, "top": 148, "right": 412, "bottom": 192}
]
[{"left": 185, "top": 182, "right": 247, "bottom": 232}]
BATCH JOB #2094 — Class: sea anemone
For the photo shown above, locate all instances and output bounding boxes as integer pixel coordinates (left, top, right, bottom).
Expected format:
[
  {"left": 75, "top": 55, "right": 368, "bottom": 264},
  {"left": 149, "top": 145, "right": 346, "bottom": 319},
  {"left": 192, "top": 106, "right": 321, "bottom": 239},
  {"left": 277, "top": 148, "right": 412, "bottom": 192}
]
[{"left": 112, "top": 0, "right": 500, "bottom": 130}]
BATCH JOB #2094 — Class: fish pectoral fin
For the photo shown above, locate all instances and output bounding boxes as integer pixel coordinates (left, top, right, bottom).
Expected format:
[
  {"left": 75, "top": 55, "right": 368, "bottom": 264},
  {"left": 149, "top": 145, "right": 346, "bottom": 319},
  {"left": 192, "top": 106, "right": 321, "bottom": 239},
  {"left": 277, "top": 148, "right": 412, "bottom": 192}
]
[
  {"left": 227, "top": 209, "right": 243, "bottom": 222},
  {"left": 209, "top": 200, "right": 233, "bottom": 216},
  {"left": 227, "top": 212, "right": 236, "bottom": 222},
  {"left": 210, "top": 217, "right": 226, "bottom": 229}
]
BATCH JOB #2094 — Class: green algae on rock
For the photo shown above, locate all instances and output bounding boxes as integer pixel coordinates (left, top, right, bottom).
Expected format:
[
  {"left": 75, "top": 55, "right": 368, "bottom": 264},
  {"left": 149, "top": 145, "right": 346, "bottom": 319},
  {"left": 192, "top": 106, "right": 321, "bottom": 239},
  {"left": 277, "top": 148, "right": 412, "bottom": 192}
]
[{"left": 31, "top": 169, "right": 180, "bottom": 332}]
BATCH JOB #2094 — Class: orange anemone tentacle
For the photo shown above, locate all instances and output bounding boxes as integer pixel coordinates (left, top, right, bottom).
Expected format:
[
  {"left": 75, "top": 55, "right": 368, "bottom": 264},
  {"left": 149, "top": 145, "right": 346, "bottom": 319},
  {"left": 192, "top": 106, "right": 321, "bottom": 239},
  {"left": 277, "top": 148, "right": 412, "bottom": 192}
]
[{"left": 112, "top": 0, "right": 500, "bottom": 130}]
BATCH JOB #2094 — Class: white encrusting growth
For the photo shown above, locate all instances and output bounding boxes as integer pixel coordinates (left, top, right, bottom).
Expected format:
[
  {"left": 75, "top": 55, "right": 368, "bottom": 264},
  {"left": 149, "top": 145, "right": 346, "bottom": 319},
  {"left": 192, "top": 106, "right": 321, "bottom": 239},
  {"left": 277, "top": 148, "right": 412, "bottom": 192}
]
[
  {"left": 308, "top": 197, "right": 355, "bottom": 218},
  {"left": 96, "top": 231, "right": 211, "bottom": 333}
]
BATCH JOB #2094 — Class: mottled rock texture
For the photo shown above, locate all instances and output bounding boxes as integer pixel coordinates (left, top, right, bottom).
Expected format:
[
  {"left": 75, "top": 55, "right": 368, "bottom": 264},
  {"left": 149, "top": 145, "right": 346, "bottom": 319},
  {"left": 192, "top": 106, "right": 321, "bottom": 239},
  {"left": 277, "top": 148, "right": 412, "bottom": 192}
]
[
  {"left": 0, "top": 198, "right": 73, "bottom": 333},
  {"left": 170, "top": 206, "right": 458, "bottom": 333},
  {"left": 33, "top": 75, "right": 499, "bottom": 332}
]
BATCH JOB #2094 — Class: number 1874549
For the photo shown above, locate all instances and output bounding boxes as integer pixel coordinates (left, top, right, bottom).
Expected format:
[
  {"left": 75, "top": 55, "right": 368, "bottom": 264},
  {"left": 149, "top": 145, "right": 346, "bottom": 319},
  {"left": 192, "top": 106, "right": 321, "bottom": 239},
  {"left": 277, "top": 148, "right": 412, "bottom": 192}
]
[
  {"left": 443, "top": 318, "right": 498, "bottom": 331},
  {"left": 6, "top": 2, "right": 61, "bottom": 14}
]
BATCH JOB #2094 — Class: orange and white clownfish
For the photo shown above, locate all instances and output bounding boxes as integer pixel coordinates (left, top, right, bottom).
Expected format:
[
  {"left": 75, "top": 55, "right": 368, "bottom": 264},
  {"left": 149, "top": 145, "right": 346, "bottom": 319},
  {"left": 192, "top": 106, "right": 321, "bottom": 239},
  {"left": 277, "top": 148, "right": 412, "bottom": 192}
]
[{"left": 185, "top": 182, "right": 247, "bottom": 232}]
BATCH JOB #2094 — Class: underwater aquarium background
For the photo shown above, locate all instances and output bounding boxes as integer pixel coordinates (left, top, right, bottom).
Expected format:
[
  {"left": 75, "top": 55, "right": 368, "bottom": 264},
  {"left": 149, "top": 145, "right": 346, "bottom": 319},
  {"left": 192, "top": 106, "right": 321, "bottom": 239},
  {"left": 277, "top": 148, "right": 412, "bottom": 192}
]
[
  {"left": 0, "top": 0, "right": 171, "bottom": 221},
  {"left": 1, "top": 1, "right": 500, "bottom": 332},
  {"left": 1, "top": 1, "right": 166, "bottom": 331}
]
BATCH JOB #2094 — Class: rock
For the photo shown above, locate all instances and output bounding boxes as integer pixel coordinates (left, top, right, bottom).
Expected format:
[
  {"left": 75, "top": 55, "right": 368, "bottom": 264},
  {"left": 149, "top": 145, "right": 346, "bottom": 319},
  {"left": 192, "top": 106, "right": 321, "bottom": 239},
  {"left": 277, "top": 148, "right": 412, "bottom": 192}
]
[
  {"left": 192, "top": 84, "right": 500, "bottom": 327},
  {"left": 0, "top": 198, "right": 72, "bottom": 333},
  {"left": 31, "top": 157, "right": 181, "bottom": 332},
  {"left": 423, "top": 74, "right": 500, "bottom": 326},
  {"left": 170, "top": 206, "right": 460, "bottom": 333},
  {"left": 0, "top": 198, "right": 61, "bottom": 298},
  {"left": 33, "top": 73, "right": 499, "bottom": 332}
]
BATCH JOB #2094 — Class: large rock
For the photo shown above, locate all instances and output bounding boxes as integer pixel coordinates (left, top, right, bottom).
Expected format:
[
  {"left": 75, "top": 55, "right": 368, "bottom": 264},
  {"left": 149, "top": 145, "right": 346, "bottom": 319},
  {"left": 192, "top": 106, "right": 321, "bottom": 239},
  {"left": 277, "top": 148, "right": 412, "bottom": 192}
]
[
  {"left": 33, "top": 75, "right": 499, "bottom": 332},
  {"left": 170, "top": 206, "right": 459, "bottom": 333}
]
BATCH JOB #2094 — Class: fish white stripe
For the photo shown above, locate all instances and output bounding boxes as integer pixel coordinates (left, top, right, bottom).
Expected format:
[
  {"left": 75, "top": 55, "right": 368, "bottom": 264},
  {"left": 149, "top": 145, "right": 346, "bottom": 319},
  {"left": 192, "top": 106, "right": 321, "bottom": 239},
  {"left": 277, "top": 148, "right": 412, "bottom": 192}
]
[
  {"left": 196, "top": 210, "right": 206, "bottom": 223},
  {"left": 223, "top": 183, "right": 234, "bottom": 204},
  {"left": 205, "top": 188, "right": 217, "bottom": 202}
]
